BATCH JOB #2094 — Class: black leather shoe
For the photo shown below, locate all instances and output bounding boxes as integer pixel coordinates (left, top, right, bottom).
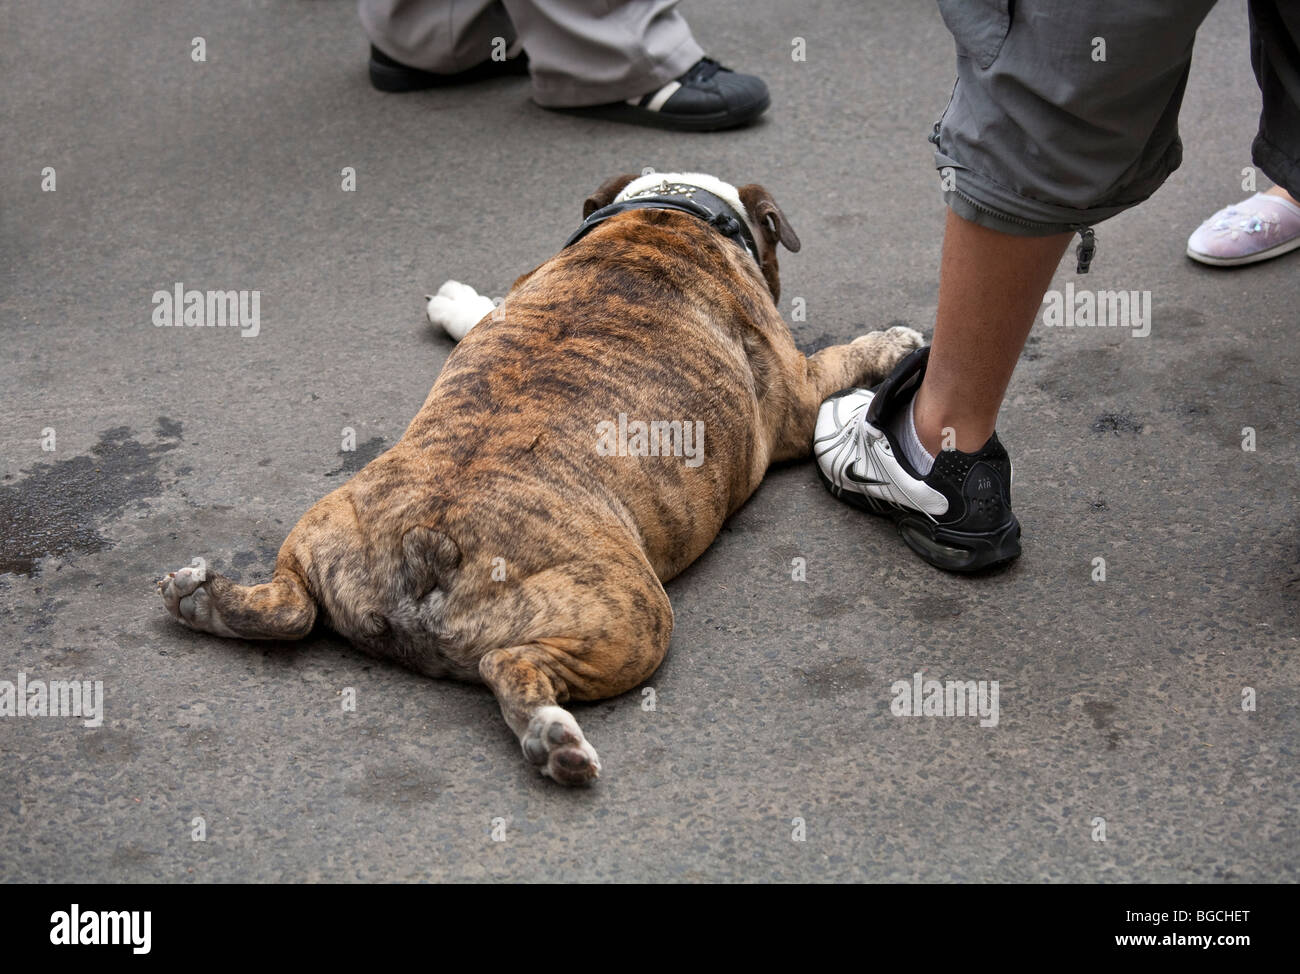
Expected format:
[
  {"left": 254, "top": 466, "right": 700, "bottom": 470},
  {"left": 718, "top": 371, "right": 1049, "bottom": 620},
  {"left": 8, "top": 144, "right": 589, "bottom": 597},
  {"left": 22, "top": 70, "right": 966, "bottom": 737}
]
[
  {"left": 368, "top": 45, "right": 529, "bottom": 92},
  {"left": 546, "top": 57, "right": 769, "bottom": 131}
]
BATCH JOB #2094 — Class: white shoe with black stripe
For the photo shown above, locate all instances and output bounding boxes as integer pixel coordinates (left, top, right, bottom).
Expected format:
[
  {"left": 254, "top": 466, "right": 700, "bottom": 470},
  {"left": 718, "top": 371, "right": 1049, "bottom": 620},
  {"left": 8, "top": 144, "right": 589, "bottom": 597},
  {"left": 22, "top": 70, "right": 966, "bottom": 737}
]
[{"left": 814, "top": 347, "right": 1022, "bottom": 572}]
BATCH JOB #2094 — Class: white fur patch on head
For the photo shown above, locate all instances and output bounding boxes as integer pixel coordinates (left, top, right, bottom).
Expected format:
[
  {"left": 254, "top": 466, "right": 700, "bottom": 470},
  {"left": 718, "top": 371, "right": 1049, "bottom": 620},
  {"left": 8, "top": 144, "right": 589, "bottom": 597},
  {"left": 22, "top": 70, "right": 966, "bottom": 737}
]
[{"left": 613, "top": 171, "right": 766, "bottom": 262}]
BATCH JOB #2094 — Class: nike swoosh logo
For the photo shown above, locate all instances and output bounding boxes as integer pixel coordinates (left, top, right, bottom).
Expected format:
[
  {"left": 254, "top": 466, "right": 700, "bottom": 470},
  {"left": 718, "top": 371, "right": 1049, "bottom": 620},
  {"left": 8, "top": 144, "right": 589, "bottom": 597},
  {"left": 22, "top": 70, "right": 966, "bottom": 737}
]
[{"left": 844, "top": 468, "right": 890, "bottom": 487}]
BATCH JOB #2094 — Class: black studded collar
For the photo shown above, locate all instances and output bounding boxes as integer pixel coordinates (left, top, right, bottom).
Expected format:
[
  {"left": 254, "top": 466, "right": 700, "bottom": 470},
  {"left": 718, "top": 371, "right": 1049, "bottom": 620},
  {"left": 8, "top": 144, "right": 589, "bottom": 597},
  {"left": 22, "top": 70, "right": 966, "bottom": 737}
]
[{"left": 562, "top": 180, "right": 760, "bottom": 264}]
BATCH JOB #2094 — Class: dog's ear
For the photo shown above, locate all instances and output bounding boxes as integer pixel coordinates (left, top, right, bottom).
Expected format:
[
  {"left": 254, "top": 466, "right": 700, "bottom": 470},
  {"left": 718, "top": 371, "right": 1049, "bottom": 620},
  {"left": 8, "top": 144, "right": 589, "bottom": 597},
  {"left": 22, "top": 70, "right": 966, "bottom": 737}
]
[
  {"left": 737, "top": 184, "right": 801, "bottom": 253},
  {"left": 737, "top": 184, "right": 800, "bottom": 303},
  {"left": 583, "top": 173, "right": 641, "bottom": 218}
]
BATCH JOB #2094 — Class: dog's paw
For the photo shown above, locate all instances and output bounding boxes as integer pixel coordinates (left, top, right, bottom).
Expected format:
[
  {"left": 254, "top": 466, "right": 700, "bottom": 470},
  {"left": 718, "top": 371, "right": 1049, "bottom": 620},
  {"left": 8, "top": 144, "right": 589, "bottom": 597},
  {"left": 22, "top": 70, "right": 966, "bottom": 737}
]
[
  {"left": 851, "top": 324, "right": 926, "bottom": 376},
  {"left": 157, "top": 565, "right": 234, "bottom": 636},
  {"left": 425, "top": 280, "right": 496, "bottom": 342},
  {"left": 854, "top": 324, "right": 925, "bottom": 356},
  {"left": 883, "top": 324, "right": 926, "bottom": 352},
  {"left": 846, "top": 325, "right": 926, "bottom": 385},
  {"left": 521, "top": 705, "right": 602, "bottom": 786}
]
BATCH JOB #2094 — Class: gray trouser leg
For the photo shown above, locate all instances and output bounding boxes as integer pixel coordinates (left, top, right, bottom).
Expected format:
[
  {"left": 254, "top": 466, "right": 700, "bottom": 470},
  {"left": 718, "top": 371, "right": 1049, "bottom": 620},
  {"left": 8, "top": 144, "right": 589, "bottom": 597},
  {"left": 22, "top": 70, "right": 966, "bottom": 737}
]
[
  {"left": 358, "top": 0, "right": 703, "bottom": 107},
  {"left": 933, "top": 0, "right": 1218, "bottom": 236},
  {"left": 501, "top": 0, "right": 702, "bottom": 107},
  {"left": 359, "top": 0, "right": 519, "bottom": 73}
]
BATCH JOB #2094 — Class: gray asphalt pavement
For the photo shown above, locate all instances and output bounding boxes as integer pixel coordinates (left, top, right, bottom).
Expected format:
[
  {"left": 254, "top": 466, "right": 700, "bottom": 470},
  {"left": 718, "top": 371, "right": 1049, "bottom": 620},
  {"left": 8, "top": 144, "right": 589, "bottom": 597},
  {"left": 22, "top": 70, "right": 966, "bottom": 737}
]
[{"left": 1, "top": 0, "right": 1296, "bottom": 882}]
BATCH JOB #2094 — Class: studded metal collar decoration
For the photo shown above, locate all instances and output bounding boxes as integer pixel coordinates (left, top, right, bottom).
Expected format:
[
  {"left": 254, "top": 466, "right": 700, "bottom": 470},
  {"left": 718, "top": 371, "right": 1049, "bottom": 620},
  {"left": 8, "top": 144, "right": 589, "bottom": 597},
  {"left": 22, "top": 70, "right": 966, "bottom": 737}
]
[{"left": 562, "top": 181, "right": 761, "bottom": 264}]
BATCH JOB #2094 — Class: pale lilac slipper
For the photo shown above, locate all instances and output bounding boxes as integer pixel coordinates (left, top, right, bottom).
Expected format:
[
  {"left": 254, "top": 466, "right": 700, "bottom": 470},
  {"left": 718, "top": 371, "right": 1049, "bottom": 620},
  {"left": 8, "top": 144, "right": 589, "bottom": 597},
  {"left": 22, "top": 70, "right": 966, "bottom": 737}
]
[{"left": 1187, "top": 191, "right": 1300, "bottom": 266}]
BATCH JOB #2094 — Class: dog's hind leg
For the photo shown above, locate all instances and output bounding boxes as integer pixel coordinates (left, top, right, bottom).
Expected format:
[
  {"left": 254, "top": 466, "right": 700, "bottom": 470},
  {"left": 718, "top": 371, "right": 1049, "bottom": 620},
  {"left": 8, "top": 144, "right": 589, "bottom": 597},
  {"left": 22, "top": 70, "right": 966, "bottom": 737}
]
[
  {"left": 476, "top": 556, "right": 673, "bottom": 786},
  {"left": 769, "top": 325, "right": 925, "bottom": 462},
  {"left": 158, "top": 562, "right": 317, "bottom": 640},
  {"left": 478, "top": 643, "right": 608, "bottom": 785}
]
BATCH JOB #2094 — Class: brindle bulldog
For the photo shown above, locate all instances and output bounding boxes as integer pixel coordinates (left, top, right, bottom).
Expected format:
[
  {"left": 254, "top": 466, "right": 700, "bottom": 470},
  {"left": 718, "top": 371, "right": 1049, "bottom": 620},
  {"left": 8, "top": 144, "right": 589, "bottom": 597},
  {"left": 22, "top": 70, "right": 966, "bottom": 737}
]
[{"left": 158, "top": 171, "right": 923, "bottom": 785}]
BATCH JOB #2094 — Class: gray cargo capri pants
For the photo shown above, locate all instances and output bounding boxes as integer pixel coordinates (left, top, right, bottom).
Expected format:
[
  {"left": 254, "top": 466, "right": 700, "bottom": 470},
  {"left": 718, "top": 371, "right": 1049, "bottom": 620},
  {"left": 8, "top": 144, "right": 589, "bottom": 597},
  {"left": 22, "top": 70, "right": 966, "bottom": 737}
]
[{"left": 932, "top": 0, "right": 1300, "bottom": 256}]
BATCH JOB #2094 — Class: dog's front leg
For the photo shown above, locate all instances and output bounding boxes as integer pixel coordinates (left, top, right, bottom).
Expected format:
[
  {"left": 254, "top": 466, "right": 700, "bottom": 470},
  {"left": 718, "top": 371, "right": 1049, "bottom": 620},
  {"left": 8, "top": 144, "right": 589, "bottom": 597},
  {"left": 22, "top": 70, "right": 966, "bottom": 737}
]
[
  {"left": 770, "top": 325, "right": 925, "bottom": 462},
  {"left": 426, "top": 280, "right": 497, "bottom": 341}
]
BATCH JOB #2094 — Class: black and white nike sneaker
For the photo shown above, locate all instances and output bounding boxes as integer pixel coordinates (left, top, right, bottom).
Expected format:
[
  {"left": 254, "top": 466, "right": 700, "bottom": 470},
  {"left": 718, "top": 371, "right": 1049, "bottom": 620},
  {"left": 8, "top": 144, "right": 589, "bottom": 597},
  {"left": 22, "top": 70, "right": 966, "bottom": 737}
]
[{"left": 814, "top": 346, "right": 1022, "bottom": 572}]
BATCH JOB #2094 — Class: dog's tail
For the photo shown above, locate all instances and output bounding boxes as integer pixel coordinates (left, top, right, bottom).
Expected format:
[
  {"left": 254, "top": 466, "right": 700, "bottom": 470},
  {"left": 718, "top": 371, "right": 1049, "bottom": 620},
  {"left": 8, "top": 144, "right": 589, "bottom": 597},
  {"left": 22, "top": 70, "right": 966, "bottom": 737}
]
[{"left": 399, "top": 524, "right": 462, "bottom": 597}]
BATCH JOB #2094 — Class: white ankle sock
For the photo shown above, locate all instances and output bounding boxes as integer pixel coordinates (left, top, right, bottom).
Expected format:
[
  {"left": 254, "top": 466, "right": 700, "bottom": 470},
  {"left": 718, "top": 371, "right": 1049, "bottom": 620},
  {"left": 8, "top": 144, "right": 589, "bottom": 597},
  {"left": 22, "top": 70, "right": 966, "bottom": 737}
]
[{"left": 892, "top": 393, "right": 935, "bottom": 476}]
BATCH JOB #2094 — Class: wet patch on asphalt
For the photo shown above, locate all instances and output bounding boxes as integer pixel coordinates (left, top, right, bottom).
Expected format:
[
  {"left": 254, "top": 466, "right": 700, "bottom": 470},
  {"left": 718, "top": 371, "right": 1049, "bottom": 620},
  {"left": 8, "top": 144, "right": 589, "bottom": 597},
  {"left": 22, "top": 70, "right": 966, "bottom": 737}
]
[
  {"left": 325, "top": 436, "right": 386, "bottom": 478},
  {"left": 1091, "top": 412, "right": 1144, "bottom": 435},
  {"left": 0, "top": 419, "right": 183, "bottom": 576}
]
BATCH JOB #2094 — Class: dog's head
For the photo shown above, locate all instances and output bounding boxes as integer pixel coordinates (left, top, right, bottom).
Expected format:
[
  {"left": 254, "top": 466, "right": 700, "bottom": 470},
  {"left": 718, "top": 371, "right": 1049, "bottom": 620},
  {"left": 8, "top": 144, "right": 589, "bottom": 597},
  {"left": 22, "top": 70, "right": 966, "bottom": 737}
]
[{"left": 582, "top": 172, "right": 801, "bottom": 303}]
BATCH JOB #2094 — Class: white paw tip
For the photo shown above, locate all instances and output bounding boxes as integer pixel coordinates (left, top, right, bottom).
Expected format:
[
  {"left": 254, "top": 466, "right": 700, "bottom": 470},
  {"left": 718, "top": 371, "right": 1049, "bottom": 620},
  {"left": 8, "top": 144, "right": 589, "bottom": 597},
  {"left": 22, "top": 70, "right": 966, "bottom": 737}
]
[
  {"left": 425, "top": 280, "right": 494, "bottom": 343},
  {"left": 436, "top": 279, "right": 477, "bottom": 300}
]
